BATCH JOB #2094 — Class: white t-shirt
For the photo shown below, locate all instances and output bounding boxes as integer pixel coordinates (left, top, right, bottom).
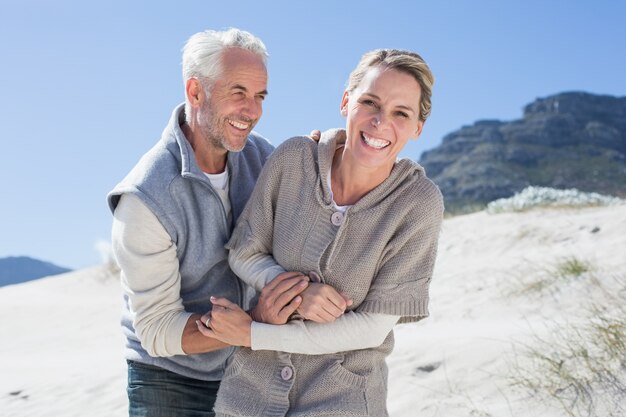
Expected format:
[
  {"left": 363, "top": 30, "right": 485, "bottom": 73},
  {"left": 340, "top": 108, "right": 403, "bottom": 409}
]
[{"left": 205, "top": 167, "right": 231, "bottom": 223}]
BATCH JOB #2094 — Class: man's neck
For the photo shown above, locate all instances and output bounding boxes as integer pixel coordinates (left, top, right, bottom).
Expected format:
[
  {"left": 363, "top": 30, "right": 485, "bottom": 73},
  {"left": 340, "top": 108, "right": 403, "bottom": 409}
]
[{"left": 181, "top": 123, "right": 227, "bottom": 174}]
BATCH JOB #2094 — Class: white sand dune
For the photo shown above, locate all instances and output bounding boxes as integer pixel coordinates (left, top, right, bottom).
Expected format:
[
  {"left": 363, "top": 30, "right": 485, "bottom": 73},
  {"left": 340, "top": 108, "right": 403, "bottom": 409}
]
[
  {"left": 1, "top": 205, "right": 624, "bottom": 416},
  {"left": 0, "top": 266, "right": 127, "bottom": 417},
  {"left": 388, "top": 205, "right": 626, "bottom": 416}
]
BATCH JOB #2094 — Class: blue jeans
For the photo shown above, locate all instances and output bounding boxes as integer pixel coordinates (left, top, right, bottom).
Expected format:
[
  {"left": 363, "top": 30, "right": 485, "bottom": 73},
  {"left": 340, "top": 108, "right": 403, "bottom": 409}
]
[{"left": 127, "top": 360, "right": 220, "bottom": 417}]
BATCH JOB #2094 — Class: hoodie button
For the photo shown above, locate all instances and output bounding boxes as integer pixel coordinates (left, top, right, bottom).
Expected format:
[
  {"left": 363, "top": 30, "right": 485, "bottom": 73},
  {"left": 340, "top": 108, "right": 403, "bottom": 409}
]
[
  {"left": 308, "top": 271, "right": 322, "bottom": 283},
  {"left": 331, "top": 212, "right": 344, "bottom": 226},
  {"left": 281, "top": 366, "right": 293, "bottom": 381}
]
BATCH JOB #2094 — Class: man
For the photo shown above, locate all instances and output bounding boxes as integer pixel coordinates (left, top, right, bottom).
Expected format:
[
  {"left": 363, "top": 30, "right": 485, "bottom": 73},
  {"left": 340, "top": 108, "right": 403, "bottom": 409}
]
[{"left": 108, "top": 29, "right": 317, "bottom": 416}]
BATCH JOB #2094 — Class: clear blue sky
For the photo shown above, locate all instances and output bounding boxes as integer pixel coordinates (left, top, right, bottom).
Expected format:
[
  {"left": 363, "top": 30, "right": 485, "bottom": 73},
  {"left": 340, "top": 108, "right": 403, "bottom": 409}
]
[{"left": 1, "top": 1, "right": 624, "bottom": 269}]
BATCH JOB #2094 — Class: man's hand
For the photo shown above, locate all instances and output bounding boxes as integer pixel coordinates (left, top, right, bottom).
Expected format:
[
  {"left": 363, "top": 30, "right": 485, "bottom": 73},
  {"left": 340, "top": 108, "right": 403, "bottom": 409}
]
[
  {"left": 297, "top": 283, "right": 353, "bottom": 323},
  {"left": 181, "top": 313, "right": 229, "bottom": 354},
  {"left": 250, "top": 272, "right": 309, "bottom": 324},
  {"left": 309, "top": 130, "right": 321, "bottom": 142}
]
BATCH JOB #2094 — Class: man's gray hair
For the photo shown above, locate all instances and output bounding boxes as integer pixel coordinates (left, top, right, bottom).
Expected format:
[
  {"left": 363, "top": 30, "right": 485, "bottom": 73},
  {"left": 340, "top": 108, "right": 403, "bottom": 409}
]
[{"left": 181, "top": 28, "right": 268, "bottom": 120}]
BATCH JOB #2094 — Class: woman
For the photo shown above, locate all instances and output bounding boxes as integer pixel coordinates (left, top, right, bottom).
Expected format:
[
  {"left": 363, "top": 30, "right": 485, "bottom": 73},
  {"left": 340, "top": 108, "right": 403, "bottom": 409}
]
[{"left": 198, "top": 49, "right": 443, "bottom": 417}]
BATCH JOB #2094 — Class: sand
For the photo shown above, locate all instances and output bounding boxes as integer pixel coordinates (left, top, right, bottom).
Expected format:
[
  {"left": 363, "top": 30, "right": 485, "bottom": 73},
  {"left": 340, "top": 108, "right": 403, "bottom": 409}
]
[{"left": 2, "top": 205, "right": 624, "bottom": 416}]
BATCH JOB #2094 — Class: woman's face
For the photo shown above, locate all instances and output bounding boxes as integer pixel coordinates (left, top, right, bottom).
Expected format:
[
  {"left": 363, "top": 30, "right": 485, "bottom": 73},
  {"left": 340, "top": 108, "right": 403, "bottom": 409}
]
[{"left": 341, "top": 66, "right": 424, "bottom": 172}]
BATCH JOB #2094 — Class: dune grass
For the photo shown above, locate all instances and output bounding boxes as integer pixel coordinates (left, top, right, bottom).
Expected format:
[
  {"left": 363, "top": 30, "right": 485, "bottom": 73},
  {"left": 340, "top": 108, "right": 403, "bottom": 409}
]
[
  {"left": 503, "top": 256, "right": 593, "bottom": 297},
  {"left": 507, "top": 269, "right": 626, "bottom": 417}
]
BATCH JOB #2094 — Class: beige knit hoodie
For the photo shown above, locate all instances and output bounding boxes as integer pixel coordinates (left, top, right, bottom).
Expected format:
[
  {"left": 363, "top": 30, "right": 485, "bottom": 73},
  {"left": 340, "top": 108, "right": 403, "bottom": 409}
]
[{"left": 215, "top": 129, "right": 444, "bottom": 417}]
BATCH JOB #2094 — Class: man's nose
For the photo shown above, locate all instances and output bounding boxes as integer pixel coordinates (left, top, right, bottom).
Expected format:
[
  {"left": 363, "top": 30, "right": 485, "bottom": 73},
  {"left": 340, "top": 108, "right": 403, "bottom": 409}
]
[{"left": 242, "top": 97, "right": 262, "bottom": 120}]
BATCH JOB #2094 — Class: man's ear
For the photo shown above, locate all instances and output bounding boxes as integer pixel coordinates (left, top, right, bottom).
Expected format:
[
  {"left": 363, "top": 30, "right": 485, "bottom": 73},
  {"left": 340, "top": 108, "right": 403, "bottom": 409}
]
[
  {"left": 185, "top": 78, "right": 203, "bottom": 108},
  {"left": 340, "top": 91, "right": 349, "bottom": 116}
]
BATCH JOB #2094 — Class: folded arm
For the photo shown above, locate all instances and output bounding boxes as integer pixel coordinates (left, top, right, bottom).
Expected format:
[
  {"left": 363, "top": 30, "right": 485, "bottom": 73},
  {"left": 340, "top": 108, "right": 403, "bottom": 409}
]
[
  {"left": 251, "top": 311, "right": 399, "bottom": 354},
  {"left": 229, "top": 250, "right": 287, "bottom": 292},
  {"left": 230, "top": 250, "right": 351, "bottom": 323},
  {"left": 197, "top": 297, "right": 398, "bottom": 354},
  {"left": 112, "top": 194, "right": 227, "bottom": 356}
]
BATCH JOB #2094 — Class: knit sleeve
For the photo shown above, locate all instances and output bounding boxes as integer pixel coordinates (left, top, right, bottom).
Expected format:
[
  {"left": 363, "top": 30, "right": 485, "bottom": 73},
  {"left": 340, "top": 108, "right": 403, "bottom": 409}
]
[
  {"left": 225, "top": 138, "right": 304, "bottom": 287},
  {"left": 250, "top": 312, "right": 399, "bottom": 354},
  {"left": 357, "top": 183, "right": 444, "bottom": 323},
  {"left": 228, "top": 249, "right": 287, "bottom": 292}
]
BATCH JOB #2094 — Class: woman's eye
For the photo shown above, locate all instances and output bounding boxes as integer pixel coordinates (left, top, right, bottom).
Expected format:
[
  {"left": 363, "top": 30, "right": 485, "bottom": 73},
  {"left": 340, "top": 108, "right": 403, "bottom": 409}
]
[{"left": 396, "top": 111, "right": 409, "bottom": 118}]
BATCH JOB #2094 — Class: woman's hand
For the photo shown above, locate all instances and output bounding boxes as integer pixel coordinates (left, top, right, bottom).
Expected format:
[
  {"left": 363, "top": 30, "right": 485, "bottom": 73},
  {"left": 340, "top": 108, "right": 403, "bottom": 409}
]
[
  {"left": 297, "top": 283, "right": 353, "bottom": 323},
  {"left": 196, "top": 297, "right": 253, "bottom": 347}
]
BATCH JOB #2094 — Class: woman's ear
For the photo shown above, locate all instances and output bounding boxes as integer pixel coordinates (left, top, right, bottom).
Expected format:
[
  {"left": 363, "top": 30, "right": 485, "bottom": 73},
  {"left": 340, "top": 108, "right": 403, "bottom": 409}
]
[
  {"left": 412, "top": 120, "right": 425, "bottom": 140},
  {"left": 340, "top": 91, "right": 349, "bottom": 116}
]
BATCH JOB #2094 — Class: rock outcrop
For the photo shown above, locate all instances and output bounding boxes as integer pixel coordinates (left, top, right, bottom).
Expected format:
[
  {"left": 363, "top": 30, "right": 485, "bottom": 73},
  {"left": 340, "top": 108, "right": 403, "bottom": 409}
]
[{"left": 419, "top": 92, "right": 626, "bottom": 210}]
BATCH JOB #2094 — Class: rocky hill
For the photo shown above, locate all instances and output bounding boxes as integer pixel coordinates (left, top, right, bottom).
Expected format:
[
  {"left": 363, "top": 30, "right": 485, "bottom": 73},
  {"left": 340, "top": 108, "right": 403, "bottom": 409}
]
[
  {"left": 0, "top": 256, "right": 72, "bottom": 287},
  {"left": 419, "top": 92, "right": 626, "bottom": 210}
]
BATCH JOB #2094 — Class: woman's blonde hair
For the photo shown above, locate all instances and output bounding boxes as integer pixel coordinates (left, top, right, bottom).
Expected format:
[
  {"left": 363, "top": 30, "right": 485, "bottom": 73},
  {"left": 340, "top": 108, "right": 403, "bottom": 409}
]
[{"left": 347, "top": 49, "right": 434, "bottom": 121}]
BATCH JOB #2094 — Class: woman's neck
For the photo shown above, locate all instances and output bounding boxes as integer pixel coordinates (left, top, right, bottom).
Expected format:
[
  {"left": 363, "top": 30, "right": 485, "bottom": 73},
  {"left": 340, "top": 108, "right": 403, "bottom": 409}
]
[{"left": 330, "top": 147, "right": 393, "bottom": 206}]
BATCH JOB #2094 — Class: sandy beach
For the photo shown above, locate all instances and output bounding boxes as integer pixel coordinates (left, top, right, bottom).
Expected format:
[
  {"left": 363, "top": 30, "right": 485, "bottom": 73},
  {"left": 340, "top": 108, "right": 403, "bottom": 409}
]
[{"left": 2, "top": 205, "right": 624, "bottom": 416}]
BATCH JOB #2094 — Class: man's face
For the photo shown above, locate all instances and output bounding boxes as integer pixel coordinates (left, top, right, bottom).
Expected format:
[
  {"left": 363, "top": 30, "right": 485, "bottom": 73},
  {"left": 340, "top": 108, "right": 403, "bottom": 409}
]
[{"left": 198, "top": 48, "right": 268, "bottom": 152}]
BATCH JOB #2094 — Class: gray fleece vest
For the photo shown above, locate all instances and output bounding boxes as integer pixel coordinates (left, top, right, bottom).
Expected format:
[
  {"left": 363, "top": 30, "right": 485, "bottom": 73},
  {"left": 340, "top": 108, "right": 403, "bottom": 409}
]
[{"left": 107, "top": 103, "right": 274, "bottom": 381}]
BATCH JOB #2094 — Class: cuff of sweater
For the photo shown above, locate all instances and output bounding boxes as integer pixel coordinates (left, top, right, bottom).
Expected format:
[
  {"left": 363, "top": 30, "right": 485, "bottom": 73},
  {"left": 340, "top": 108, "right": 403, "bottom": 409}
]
[
  {"left": 167, "top": 311, "right": 194, "bottom": 356},
  {"left": 250, "top": 321, "right": 299, "bottom": 351},
  {"left": 357, "top": 298, "right": 429, "bottom": 322},
  {"left": 262, "top": 265, "right": 289, "bottom": 287}
]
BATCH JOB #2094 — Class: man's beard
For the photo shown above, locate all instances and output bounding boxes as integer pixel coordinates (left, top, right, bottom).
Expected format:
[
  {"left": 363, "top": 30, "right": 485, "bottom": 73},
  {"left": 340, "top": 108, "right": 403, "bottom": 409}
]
[{"left": 197, "top": 102, "right": 251, "bottom": 153}]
